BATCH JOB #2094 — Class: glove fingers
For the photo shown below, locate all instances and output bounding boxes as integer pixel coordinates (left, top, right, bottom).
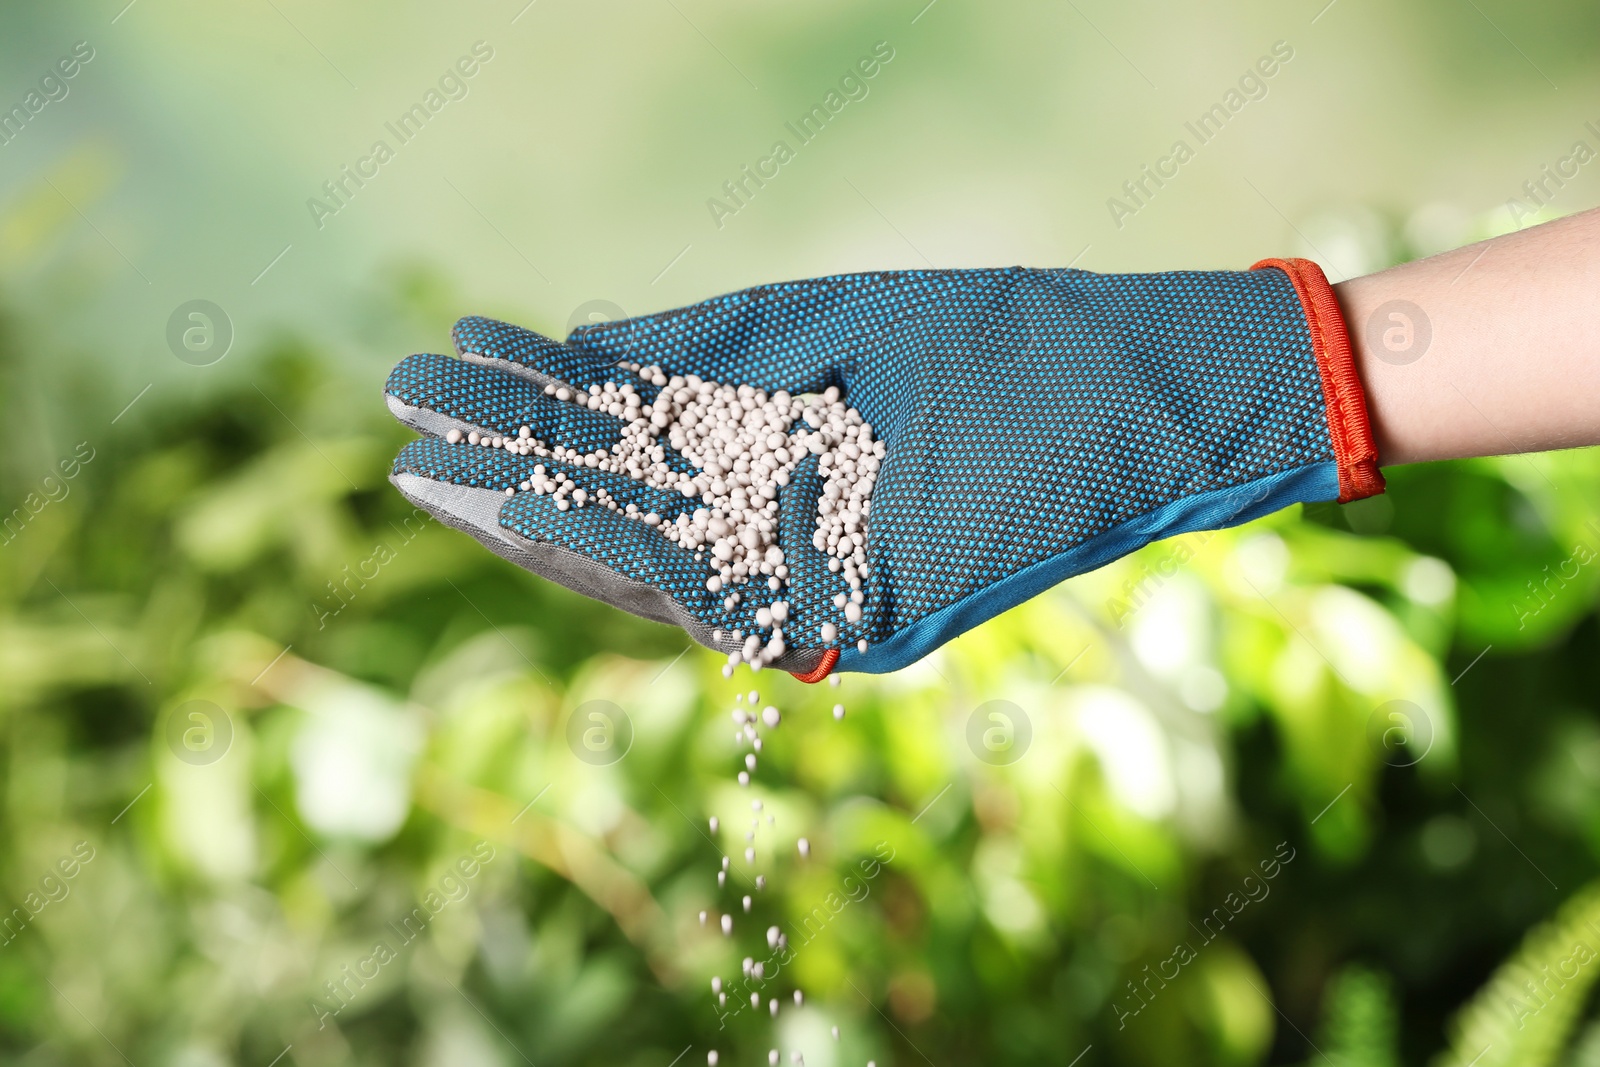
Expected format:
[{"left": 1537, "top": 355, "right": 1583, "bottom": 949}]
[
  {"left": 773, "top": 455, "right": 868, "bottom": 651},
  {"left": 390, "top": 442, "right": 861, "bottom": 666},
  {"left": 386, "top": 353, "right": 622, "bottom": 453},
  {"left": 394, "top": 436, "right": 530, "bottom": 491},
  {"left": 393, "top": 437, "right": 714, "bottom": 591},
  {"left": 452, "top": 316, "right": 637, "bottom": 393},
  {"left": 499, "top": 488, "right": 717, "bottom": 610},
  {"left": 392, "top": 439, "right": 711, "bottom": 558},
  {"left": 389, "top": 443, "right": 719, "bottom": 635}
]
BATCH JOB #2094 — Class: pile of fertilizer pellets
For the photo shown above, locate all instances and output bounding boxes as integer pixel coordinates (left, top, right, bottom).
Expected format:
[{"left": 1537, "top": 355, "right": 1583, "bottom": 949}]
[
  {"left": 699, "top": 689, "right": 878, "bottom": 1067},
  {"left": 444, "top": 365, "right": 882, "bottom": 671}
]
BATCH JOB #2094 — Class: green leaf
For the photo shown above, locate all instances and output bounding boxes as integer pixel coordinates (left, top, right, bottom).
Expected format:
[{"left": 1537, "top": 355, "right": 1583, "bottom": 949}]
[
  {"left": 1438, "top": 880, "right": 1600, "bottom": 1067},
  {"left": 1314, "top": 964, "right": 1400, "bottom": 1067}
]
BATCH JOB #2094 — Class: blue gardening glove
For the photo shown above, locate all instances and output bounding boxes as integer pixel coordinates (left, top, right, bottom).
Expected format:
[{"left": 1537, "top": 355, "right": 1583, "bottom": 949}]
[{"left": 385, "top": 257, "right": 1383, "bottom": 680}]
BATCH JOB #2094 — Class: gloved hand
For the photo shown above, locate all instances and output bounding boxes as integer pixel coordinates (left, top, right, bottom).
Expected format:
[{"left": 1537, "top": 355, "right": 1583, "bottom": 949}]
[{"left": 385, "top": 258, "right": 1382, "bottom": 680}]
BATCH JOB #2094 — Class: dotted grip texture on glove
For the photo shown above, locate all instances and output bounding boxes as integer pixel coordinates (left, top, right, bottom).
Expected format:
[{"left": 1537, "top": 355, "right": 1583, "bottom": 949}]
[{"left": 384, "top": 258, "right": 1383, "bottom": 679}]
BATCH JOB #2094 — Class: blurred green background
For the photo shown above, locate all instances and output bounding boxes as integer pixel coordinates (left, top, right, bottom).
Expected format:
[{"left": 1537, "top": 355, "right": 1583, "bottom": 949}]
[{"left": 2, "top": 1, "right": 1600, "bottom": 1064}]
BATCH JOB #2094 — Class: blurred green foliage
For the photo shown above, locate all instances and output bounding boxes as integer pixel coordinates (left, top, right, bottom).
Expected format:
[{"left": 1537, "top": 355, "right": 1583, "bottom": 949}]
[
  {"left": 1, "top": 210, "right": 1599, "bottom": 1067},
  {"left": 3, "top": 1, "right": 1600, "bottom": 1060}
]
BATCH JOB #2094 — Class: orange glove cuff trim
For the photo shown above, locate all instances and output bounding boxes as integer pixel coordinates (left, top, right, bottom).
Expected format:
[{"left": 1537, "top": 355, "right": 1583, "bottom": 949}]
[
  {"left": 1251, "top": 257, "right": 1385, "bottom": 503},
  {"left": 789, "top": 647, "right": 839, "bottom": 684}
]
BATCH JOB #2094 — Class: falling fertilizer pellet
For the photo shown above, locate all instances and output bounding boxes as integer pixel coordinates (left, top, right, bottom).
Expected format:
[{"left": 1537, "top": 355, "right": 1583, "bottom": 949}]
[
  {"left": 708, "top": 1053, "right": 718, "bottom": 1066},
  {"left": 701, "top": 658, "right": 861, "bottom": 1059}
]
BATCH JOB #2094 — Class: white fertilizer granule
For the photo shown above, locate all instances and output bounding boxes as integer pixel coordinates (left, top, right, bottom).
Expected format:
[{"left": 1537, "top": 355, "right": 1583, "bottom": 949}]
[{"left": 461, "top": 367, "right": 881, "bottom": 667}]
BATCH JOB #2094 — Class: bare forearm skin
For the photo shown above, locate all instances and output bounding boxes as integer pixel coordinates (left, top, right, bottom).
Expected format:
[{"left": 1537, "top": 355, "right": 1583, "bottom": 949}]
[{"left": 1333, "top": 207, "right": 1600, "bottom": 466}]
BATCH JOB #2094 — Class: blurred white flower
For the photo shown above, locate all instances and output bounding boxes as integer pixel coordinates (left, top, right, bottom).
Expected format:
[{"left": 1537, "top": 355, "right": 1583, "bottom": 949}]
[
  {"left": 1402, "top": 556, "right": 1456, "bottom": 606},
  {"left": 1232, "top": 531, "right": 1289, "bottom": 597},
  {"left": 1129, "top": 575, "right": 1207, "bottom": 676},
  {"left": 290, "top": 682, "right": 423, "bottom": 842},
  {"left": 1296, "top": 206, "right": 1391, "bottom": 280},
  {"left": 161, "top": 723, "right": 256, "bottom": 882},
  {"left": 777, "top": 1005, "right": 841, "bottom": 1067},
  {"left": 1173, "top": 738, "right": 1231, "bottom": 847},
  {"left": 1178, "top": 665, "right": 1228, "bottom": 713},
  {"left": 1075, "top": 688, "right": 1175, "bottom": 820},
  {"left": 419, "top": 1008, "right": 505, "bottom": 1067},
  {"left": 1403, "top": 202, "right": 1471, "bottom": 257},
  {"left": 1309, "top": 586, "right": 1403, "bottom": 696},
  {"left": 974, "top": 837, "right": 1047, "bottom": 940}
]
